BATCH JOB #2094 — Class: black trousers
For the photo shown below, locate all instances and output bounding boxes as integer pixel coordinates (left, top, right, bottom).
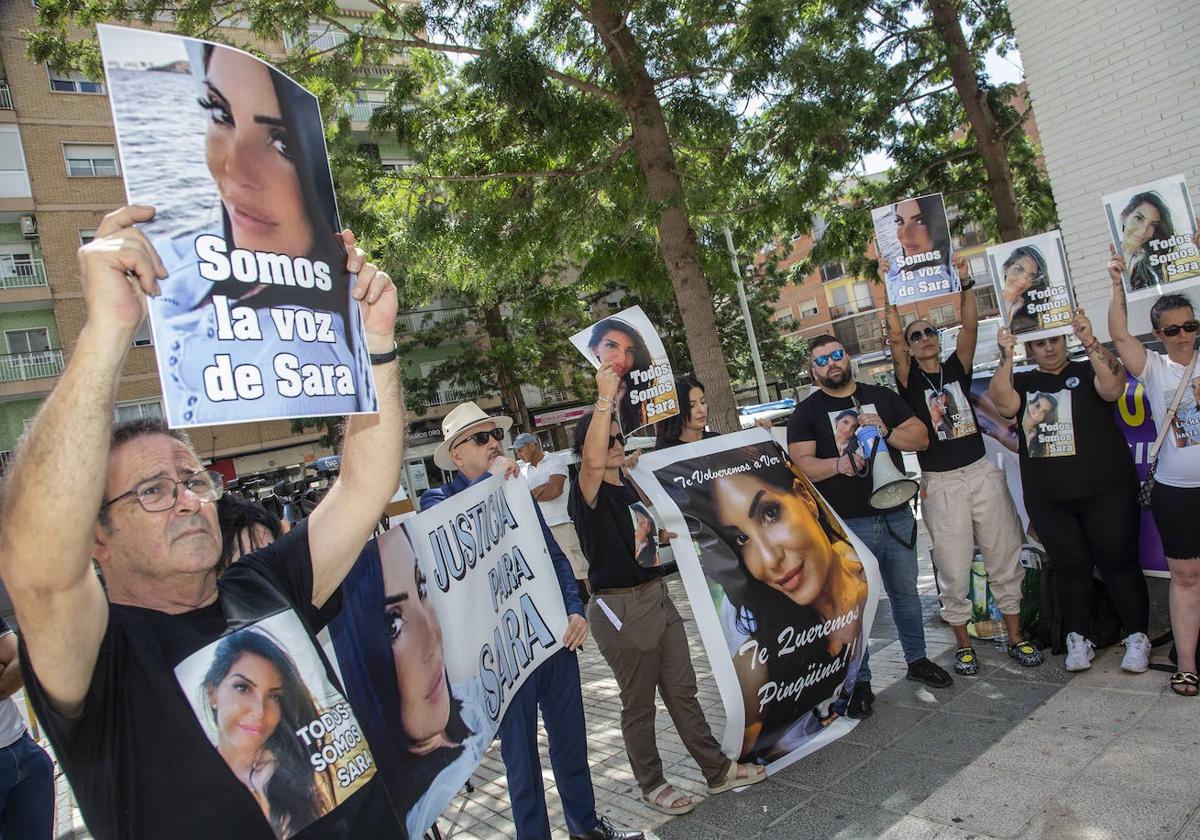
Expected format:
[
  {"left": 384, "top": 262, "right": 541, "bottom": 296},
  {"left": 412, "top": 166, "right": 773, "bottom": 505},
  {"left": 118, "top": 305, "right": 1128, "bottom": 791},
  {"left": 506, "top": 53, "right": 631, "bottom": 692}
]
[{"left": 1026, "top": 485, "right": 1149, "bottom": 638}]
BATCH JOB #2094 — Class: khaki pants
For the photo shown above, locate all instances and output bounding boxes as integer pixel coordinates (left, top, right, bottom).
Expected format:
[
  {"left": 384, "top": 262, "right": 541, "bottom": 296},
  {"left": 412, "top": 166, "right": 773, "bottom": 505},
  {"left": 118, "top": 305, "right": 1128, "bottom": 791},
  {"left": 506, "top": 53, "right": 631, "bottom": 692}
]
[
  {"left": 550, "top": 522, "right": 590, "bottom": 582},
  {"left": 587, "top": 579, "right": 730, "bottom": 794},
  {"left": 922, "top": 456, "right": 1025, "bottom": 627}
]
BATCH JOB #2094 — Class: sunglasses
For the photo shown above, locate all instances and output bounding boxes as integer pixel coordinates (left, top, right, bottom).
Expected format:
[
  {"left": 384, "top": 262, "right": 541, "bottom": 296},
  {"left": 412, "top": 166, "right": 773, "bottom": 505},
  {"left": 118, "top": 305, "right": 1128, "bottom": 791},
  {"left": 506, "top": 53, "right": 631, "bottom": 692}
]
[
  {"left": 1160, "top": 320, "right": 1200, "bottom": 337},
  {"left": 608, "top": 433, "right": 626, "bottom": 449},
  {"left": 908, "top": 327, "right": 938, "bottom": 343},
  {"left": 813, "top": 348, "right": 846, "bottom": 367},
  {"left": 455, "top": 427, "right": 505, "bottom": 448}
]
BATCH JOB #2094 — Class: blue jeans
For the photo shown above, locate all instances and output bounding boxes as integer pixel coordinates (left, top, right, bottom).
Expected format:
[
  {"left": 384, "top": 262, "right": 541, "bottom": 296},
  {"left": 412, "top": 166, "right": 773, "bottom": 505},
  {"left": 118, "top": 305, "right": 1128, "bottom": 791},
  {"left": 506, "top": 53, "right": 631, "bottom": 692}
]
[
  {"left": 843, "top": 507, "right": 927, "bottom": 684},
  {"left": 0, "top": 731, "right": 54, "bottom": 839}
]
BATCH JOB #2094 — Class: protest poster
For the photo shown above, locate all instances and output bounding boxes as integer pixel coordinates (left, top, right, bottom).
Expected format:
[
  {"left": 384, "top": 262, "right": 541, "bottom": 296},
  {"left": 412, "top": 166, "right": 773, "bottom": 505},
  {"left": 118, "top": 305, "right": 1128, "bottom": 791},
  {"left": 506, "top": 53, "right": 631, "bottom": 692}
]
[
  {"left": 1102, "top": 175, "right": 1200, "bottom": 300},
  {"left": 631, "top": 430, "right": 881, "bottom": 771},
  {"left": 986, "top": 231, "right": 1074, "bottom": 342},
  {"left": 96, "top": 25, "right": 377, "bottom": 428},
  {"left": 569, "top": 305, "right": 678, "bottom": 434},
  {"left": 327, "top": 475, "right": 568, "bottom": 837},
  {"left": 871, "top": 192, "right": 960, "bottom": 304},
  {"left": 175, "top": 610, "right": 377, "bottom": 839}
]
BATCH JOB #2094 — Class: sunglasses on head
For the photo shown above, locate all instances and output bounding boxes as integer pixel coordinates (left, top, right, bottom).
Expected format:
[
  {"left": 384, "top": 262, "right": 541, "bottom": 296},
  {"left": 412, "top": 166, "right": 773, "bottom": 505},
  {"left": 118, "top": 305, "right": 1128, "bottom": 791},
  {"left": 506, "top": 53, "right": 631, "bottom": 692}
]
[
  {"left": 813, "top": 348, "right": 846, "bottom": 367},
  {"left": 455, "top": 427, "right": 505, "bottom": 448},
  {"left": 908, "top": 327, "right": 938, "bottom": 344},
  {"left": 1160, "top": 320, "right": 1200, "bottom": 337}
]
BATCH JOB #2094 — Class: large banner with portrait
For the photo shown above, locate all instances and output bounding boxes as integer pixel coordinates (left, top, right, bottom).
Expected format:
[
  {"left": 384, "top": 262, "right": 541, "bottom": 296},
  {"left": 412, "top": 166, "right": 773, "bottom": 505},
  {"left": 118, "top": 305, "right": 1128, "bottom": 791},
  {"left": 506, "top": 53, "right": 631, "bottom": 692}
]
[
  {"left": 1102, "top": 175, "right": 1200, "bottom": 302},
  {"left": 326, "top": 475, "right": 569, "bottom": 837},
  {"left": 96, "top": 26, "right": 377, "bottom": 428},
  {"left": 871, "top": 192, "right": 960, "bottom": 304},
  {"left": 632, "top": 430, "right": 881, "bottom": 772},
  {"left": 986, "top": 230, "right": 1075, "bottom": 342},
  {"left": 569, "top": 305, "right": 679, "bottom": 434}
]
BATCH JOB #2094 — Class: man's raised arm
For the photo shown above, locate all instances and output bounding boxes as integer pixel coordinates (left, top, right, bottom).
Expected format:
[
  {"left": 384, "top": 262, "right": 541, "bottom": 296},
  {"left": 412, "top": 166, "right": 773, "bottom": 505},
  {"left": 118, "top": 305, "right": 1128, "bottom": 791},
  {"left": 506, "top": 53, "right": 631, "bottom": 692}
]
[
  {"left": 0, "top": 206, "right": 166, "bottom": 714},
  {"left": 308, "top": 232, "right": 405, "bottom": 607}
]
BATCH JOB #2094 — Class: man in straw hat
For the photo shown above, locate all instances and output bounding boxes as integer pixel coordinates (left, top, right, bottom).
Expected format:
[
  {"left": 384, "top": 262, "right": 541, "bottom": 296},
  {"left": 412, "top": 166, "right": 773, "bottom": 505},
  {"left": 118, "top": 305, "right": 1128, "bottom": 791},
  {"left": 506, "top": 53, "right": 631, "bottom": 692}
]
[{"left": 421, "top": 402, "right": 643, "bottom": 840}]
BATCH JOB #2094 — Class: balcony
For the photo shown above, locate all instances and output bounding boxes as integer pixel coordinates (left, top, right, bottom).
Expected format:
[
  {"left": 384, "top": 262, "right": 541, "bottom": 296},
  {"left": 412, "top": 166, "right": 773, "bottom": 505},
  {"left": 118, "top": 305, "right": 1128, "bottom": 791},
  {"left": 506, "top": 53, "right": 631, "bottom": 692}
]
[
  {"left": 828, "top": 301, "right": 875, "bottom": 320},
  {"left": 0, "top": 349, "right": 63, "bottom": 383},
  {"left": 284, "top": 29, "right": 349, "bottom": 52},
  {"left": 430, "top": 386, "right": 489, "bottom": 407},
  {"left": 0, "top": 449, "right": 13, "bottom": 478},
  {"left": 396, "top": 308, "right": 456, "bottom": 333},
  {"left": 0, "top": 82, "right": 11, "bottom": 111},
  {"left": 346, "top": 100, "right": 384, "bottom": 124},
  {"left": 0, "top": 257, "right": 47, "bottom": 290}
]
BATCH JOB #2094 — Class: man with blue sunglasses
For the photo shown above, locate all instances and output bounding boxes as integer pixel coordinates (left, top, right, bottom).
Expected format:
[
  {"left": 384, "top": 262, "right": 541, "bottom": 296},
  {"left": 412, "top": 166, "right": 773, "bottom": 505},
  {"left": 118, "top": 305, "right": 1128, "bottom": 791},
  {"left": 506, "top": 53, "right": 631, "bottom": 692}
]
[{"left": 788, "top": 335, "right": 953, "bottom": 718}]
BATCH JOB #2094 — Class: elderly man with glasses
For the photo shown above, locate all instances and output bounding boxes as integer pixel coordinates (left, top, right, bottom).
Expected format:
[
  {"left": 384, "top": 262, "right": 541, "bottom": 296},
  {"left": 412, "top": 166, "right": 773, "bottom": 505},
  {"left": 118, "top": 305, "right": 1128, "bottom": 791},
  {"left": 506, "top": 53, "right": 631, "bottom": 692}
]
[
  {"left": 883, "top": 254, "right": 1043, "bottom": 680},
  {"left": 419, "top": 402, "right": 642, "bottom": 840},
  {"left": 0, "top": 206, "right": 408, "bottom": 838},
  {"left": 787, "top": 333, "right": 952, "bottom": 719}
]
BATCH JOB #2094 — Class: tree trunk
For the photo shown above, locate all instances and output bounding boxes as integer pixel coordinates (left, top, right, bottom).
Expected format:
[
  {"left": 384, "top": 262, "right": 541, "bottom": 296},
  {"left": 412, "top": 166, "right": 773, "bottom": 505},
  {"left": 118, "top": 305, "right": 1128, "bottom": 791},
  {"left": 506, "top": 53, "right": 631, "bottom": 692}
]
[
  {"left": 927, "top": 0, "right": 1025, "bottom": 242},
  {"left": 582, "top": 0, "right": 741, "bottom": 432},
  {"left": 483, "top": 304, "right": 535, "bottom": 432}
]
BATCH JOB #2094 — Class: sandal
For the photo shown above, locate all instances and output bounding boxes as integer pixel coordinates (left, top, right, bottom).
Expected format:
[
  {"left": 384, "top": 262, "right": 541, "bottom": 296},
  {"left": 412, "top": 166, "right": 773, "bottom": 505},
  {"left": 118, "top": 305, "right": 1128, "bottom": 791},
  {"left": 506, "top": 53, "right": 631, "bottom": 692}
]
[
  {"left": 641, "top": 782, "right": 695, "bottom": 815},
  {"left": 954, "top": 647, "right": 979, "bottom": 676},
  {"left": 1170, "top": 671, "right": 1199, "bottom": 697},
  {"left": 1008, "top": 639, "right": 1045, "bottom": 668},
  {"left": 707, "top": 760, "right": 766, "bottom": 795}
]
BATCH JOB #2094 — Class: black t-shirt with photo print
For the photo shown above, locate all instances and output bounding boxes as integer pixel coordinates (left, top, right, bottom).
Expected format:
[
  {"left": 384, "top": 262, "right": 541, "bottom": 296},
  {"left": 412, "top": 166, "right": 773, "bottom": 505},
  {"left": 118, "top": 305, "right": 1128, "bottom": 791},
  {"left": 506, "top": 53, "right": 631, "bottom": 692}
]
[
  {"left": 786, "top": 382, "right": 915, "bottom": 518},
  {"left": 568, "top": 476, "right": 661, "bottom": 591},
  {"left": 19, "top": 520, "right": 404, "bottom": 840},
  {"left": 1012, "top": 359, "right": 1137, "bottom": 503},
  {"left": 897, "top": 352, "right": 986, "bottom": 473}
]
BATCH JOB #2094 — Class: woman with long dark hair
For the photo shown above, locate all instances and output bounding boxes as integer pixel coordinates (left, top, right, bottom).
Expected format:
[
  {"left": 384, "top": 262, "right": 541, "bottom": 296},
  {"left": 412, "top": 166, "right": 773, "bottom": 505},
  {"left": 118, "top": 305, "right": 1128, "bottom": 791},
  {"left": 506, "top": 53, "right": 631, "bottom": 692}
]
[
  {"left": 587, "top": 318, "right": 653, "bottom": 433},
  {"left": 201, "top": 628, "right": 333, "bottom": 839},
  {"left": 1001, "top": 245, "right": 1050, "bottom": 335},
  {"left": 330, "top": 533, "right": 488, "bottom": 837},
  {"left": 1117, "top": 191, "right": 1174, "bottom": 291},
  {"left": 153, "top": 42, "right": 375, "bottom": 425}
]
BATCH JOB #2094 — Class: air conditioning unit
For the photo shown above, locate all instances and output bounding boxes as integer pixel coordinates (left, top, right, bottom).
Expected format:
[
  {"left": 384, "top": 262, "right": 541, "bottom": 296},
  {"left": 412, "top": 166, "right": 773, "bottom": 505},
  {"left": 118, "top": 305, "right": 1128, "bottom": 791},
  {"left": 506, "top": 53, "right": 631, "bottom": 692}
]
[{"left": 19, "top": 215, "right": 37, "bottom": 238}]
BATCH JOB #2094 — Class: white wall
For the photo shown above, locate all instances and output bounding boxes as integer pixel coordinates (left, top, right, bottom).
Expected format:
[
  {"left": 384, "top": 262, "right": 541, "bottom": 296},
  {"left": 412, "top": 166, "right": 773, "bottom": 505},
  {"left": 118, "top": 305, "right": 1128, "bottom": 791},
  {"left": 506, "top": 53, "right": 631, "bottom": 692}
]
[{"left": 1008, "top": 0, "right": 1200, "bottom": 338}]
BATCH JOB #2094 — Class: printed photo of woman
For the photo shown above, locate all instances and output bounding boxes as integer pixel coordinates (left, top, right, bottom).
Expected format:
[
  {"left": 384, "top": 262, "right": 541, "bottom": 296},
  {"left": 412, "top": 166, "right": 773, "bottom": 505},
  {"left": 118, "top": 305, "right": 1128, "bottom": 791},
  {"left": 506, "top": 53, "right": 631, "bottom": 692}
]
[
  {"left": 831, "top": 408, "right": 860, "bottom": 456},
  {"left": 200, "top": 628, "right": 334, "bottom": 839},
  {"left": 1000, "top": 245, "right": 1049, "bottom": 335},
  {"left": 872, "top": 193, "right": 957, "bottom": 302},
  {"left": 1115, "top": 192, "right": 1174, "bottom": 291},
  {"left": 630, "top": 503, "right": 663, "bottom": 568},
  {"left": 330, "top": 531, "right": 492, "bottom": 838},
  {"left": 1022, "top": 391, "right": 1060, "bottom": 458},
  {"left": 586, "top": 317, "right": 654, "bottom": 433},
  {"left": 672, "top": 444, "right": 868, "bottom": 762}
]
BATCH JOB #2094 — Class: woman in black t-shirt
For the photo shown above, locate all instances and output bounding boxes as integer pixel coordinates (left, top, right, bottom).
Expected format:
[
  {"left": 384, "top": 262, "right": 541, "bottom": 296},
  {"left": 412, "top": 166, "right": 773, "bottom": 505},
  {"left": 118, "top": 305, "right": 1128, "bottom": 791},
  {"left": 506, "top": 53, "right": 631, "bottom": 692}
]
[
  {"left": 568, "top": 364, "right": 765, "bottom": 816},
  {"left": 654, "top": 374, "right": 771, "bottom": 450},
  {"left": 989, "top": 311, "right": 1150, "bottom": 674}
]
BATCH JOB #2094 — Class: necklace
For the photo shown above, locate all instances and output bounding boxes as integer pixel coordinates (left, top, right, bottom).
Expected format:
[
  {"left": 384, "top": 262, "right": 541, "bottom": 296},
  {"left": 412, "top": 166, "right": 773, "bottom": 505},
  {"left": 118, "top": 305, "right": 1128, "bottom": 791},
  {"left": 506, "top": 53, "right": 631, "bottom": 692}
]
[{"left": 918, "top": 364, "right": 944, "bottom": 396}]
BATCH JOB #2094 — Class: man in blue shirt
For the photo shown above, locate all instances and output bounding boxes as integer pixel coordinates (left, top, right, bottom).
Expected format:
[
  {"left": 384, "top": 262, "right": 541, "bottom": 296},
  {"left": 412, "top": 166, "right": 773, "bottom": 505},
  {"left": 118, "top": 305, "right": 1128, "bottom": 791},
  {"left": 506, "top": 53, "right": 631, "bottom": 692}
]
[{"left": 421, "top": 402, "right": 642, "bottom": 840}]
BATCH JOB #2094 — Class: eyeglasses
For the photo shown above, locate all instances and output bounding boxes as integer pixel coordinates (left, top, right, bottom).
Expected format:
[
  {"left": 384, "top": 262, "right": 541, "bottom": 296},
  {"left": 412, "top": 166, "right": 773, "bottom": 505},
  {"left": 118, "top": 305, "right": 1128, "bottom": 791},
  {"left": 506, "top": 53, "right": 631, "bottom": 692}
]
[
  {"left": 813, "top": 349, "right": 846, "bottom": 367},
  {"left": 454, "top": 428, "right": 505, "bottom": 448},
  {"left": 1160, "top": 320, "right": 1200, "bottom": 337},
  {"left": 908, "top": 327, "right": 938, "bottom": 344},
  {"left": 608, "top": 433, "right": 626, "bottom": 449},
  {"left": 101, "top": 470, "right": 224, "bottom": 513}
]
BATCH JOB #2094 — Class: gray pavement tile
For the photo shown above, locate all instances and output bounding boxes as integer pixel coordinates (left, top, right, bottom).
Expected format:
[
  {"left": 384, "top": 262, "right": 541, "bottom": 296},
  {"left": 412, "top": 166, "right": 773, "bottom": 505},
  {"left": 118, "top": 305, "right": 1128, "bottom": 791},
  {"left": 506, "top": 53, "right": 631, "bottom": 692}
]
[
  {"left": 1076, "top": 733, "right": 1200, "bottom": 800},
  {"left": 837, "top": 747, "right": 965, "bottom": 814},
  {"left": 1024, "top": 686, "right": 1149, "bottom": 735},
  {"left": 941, "top": 678, "right": 1062, "bottom": 722},
  {"left": 764, "top": 792, "right": 915, "bottom": 839},
  {"left": 1016, "top": 783, "right": 1193, "bottom": 840},
  {"left": 911, "top": 764, "right": 1064, "bottom": 838},
  {"left": 889, "top": 710, "right": 1022, "bottom": 764},
  {"left": 1126, "top": 689, "right": 1200, "bottom": 747},
  {"left": 1174, "top": 811, "right": 1200, "bottom": 840},
  {"left": 1061, "top": 647, "right": 1167, "bottom": 695},
  {"left": 973, "top": 721, "right": 1113, "bottom": 781},
  {"left": 650, "top": 818, "right": 729, "bottom": 840},
  {"left": 843, "top": 701, "right": 937, "bottom": 748},
  {"left": 985, "top": 655, "right": 1074, "bottom": 686},
  {"left": 773, "top": 740, "right": 878, "bottom": 791},
  {"left": 877, "top": 815, "right": 1008, "bottom": 840},
  {"left": 675, "top": 778, "right": 814, "bottom": 836}
]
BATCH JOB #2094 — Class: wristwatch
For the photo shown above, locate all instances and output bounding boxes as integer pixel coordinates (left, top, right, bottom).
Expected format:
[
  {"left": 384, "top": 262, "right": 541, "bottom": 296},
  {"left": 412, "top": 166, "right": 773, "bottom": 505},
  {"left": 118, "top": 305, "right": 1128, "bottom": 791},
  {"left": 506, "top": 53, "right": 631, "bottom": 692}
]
[
  {"left": 883, "top": 425, "right": 894, "bottom": 441},
  {"left": 960, "top": 276, "right": 976, "bottom": 291},
  {"left": 369, "top": 341, "right": 399, "bottom": 365}
]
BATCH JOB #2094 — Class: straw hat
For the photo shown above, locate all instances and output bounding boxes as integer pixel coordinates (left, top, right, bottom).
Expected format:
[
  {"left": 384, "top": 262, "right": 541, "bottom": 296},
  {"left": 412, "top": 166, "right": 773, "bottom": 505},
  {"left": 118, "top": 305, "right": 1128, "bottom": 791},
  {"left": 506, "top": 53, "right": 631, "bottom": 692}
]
[{"left": 432, "top": 402, "right": 513, "bottom": 471}]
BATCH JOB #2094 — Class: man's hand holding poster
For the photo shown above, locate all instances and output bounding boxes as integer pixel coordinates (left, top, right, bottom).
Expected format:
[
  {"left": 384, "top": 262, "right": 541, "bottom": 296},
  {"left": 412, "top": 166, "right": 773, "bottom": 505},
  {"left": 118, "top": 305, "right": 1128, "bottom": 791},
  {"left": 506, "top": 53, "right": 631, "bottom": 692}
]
[
  {"left": 872, "top": 192, "right": 960, "bottom": 304},
  {"left": 986, "top": 230, "right": 1075, "bottom": 342},
  {"left": 631, "top": 429, "right": 880, "bottom": 771},
  {"left": 327, "top": 475, "right": 568, "bottom": 837},
  {"left": 1102, "top": 175, "right": 1200, "bottom": 299},
  {"left": 96, "top": 26, "right": 378, "bottom": 428},
  {"left": 570, "top": 305, "right": 679, "bottom": 434}
]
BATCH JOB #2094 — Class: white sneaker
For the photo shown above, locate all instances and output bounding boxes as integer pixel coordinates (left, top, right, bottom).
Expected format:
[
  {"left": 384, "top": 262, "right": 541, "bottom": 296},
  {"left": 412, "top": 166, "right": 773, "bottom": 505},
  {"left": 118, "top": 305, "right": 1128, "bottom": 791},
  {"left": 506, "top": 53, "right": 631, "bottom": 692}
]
[
  {"left": 1065, "top": 632, "right": 1095, "bottom": 672},
  {"left": 1120, "top": 632, "right": 1151, "bottom": 673}
]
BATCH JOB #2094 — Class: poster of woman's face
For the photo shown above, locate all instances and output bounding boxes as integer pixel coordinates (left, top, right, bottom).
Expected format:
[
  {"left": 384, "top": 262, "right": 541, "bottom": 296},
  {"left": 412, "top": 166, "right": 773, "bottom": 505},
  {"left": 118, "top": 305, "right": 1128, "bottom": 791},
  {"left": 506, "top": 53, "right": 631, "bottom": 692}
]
[
  {"left": 569, "top": 304, "right": 678, "bottom": 434},
  {"left": 633, "top": 432, "right": 880, "bottom": 770},
  {"left": 174, "top": 611, "right": 376, "bottom": 839},
  {"left": 871, "top": 192, "right": 959, "bottom": 304},
  {"left": 96, "top": 25, "right": 377, "bottom": 428},
  {"left": 1102, "top": 175, "right": 1200, "bottom": 300},
  {"left": 985, "top": 230, "right": 1074, "bottom": 342}
]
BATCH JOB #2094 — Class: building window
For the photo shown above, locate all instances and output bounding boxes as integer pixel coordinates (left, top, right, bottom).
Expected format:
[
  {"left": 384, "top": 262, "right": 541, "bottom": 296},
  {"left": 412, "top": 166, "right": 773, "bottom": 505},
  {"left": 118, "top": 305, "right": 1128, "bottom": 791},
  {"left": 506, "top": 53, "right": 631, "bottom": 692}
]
[
  {"left": 799, "top": 298, "right": 819, "bottom": 318},
  {"left": 929, "top": 304, "right": 956, "bottom": 326},
  {"left": 114, "top": 399, "right": 164, "bottom": 424},
  {"left": 774, "top": 310, "right": 795, "bottom": 327},
  {"left": 79, "top": 228, "right": 98, "bottom": 245},
  {"left": 48, "top": 67, "right": 105, "bottom": 94},
  {"left": 358, "top": 143, "right": 381, "bottom": 162},
  {"left": 820, "top": 262, "right": 846, "bottom": 283},
  {"left": 5, "top": 327, "right": 50, "bottom": 354},
  {"left": 969, "top": 255, "right": 987, "bottom": 278},
  {"left": 975, "top": 284, "right": 1000, "bottom": 318},
  {"left": 64, "top": 144, "right": 119, "bottom": 177},
  {"left": 959, "top": 225, "right": 985, "bottom": 247},
  {"left": 132, "top": 318, "right": 153, "bottom": 347},
  {"left": 380, "top": 159, "right": 413, "bottom": 174}
]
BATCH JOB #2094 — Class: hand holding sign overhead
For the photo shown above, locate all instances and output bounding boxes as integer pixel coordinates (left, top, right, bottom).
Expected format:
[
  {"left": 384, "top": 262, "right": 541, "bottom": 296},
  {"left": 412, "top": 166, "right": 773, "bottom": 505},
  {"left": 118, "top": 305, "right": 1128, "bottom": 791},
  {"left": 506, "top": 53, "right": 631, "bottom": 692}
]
[
  {"left": 341, "top": 229, "right": 396, "bottom": 348},
  {"left": 79, "top": 206, "right": 168, "bottom": 336}
]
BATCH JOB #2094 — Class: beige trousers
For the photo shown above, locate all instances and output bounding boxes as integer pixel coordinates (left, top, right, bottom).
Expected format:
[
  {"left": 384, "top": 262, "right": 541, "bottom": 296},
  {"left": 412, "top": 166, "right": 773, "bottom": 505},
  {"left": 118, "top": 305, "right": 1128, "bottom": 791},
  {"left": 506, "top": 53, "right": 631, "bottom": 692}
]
[
  {"left": 550, "top": 522, "right": 590, "bottom": 581},
  {"left": 922, "top": 456, "right": 1025, "bottom": 627}
]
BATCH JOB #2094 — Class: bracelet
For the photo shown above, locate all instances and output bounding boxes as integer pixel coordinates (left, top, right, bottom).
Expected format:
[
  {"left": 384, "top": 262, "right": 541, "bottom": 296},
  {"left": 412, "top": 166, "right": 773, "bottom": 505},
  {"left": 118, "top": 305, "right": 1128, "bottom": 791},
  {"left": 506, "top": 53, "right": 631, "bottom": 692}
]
[
  {"left": 368, "top": 341, "right": 398, "bottom": 365},
  {"left": 595, "top": 401, "right": 612, "bottom": 413},
  {"left": 883, "top": 425, "right": 894, "bottom": 441},
  {"left": 960, "top": 277, "right": 976, "bottom": 291},
  {"left": 1083, "top": 339, "right": 1098, "bottom": 352}
]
